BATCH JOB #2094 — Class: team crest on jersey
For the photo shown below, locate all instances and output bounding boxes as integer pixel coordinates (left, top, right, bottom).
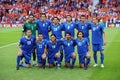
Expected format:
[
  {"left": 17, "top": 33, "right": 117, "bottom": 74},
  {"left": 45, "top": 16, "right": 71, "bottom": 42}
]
[
  {"left": 43, "top": 23, "right": 45, "bottom": 27},
  {"left": 27, "top": 41, "right": 31, "bottom": 45},
  {"left": 67, "top": 43, "right": 70, "bottom": 46},
  {"left": 68, "top": 26, "right": 70, "bottom": 29},
  {"left": 52, "top": 45, "right": 56, "bottom": 48},
  {"left": 78, "top": 42, "right": 82, "bottom": 46},
  {"left": 82, "top": 26, "right": 84, "bottom": 29}
]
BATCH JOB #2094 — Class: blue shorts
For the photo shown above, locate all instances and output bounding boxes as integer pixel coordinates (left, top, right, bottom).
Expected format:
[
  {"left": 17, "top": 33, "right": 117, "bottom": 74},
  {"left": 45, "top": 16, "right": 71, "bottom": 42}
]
[
  {"left": 47, "top": 53, "right": 57, "bottom": 64},
  {"left": 78, "top": 53, "right": 86, "bottom": 64},
  {"left": 37, "top": 53, "right": 46, "bottom": 63},
  {"left": 22, "top": 51, "right": 31, "bottom": 64},
  {"left": 65, "top": 52, "right": 74, "bottom": 63},
  {"left": 92, "top": 44, "right": 104, "bottom": 51}
]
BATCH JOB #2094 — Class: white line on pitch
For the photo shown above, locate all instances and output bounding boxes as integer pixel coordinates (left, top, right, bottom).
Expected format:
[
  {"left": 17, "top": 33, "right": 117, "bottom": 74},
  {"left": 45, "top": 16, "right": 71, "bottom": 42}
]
[{"left": 0, "top": 42, "right": 17, "bottom": 49}]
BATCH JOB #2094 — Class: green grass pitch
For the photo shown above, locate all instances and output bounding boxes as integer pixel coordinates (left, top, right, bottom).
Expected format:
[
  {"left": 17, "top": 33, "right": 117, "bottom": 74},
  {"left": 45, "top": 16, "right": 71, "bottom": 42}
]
[{"left": 0, "top": 27, "right": 120, "bottom": 80}]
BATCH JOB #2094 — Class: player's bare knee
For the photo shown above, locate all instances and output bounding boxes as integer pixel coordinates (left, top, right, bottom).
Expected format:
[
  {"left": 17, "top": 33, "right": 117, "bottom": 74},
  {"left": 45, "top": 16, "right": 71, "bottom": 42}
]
[
  {"left": 65, "top": 62, "right": 70, "bottom": 68},
  {"left": 26, "top": 64, "right": 30, "bottom": 68},
  {"left": 42, "top": 54, "right": 46, "bottom": 59},
  {"left": 80, "top": 64, "right": 84, "bottom": 68},
  {"left": 72, "top": 53, "right": 76, "bottom": 58},
  {"left": 49, "top": 64, "right": 53, "bottom": 68},
  {"left": 55, "top": 53, "right": 60, "bottom": 58},
  {"left": 18, "top": 53, "right": 22, "bottom": 56},
  {"left": 86, "top": 53, "right": 91, "bottom": 58}
]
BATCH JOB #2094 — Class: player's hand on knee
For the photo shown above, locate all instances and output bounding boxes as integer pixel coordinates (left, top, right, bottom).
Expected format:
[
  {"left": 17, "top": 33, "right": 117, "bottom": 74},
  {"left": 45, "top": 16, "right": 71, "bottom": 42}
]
[
  {"left": 72, "top": 52, "right": 76, "bottom": 58},
  {"left": 86, "top": 52, "right": 91, "bottom": 58},
  {"left": 56, "top": 52, "right": 60, "bottom": 58},
  {"left": 42, "top": 53, "right": 46, "bottom": 59},
  {"left": 36, "top": 37, "right": 39, "bottom": 42},
  {"left": 18, "top": 49, "right": 22, "bottom": 56}
]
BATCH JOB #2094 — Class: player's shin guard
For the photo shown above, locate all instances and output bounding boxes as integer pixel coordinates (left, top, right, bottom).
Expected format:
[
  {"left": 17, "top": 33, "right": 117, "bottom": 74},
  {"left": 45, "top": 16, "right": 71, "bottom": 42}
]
[
  {"left": 57, "top": 58, "right": 61, "bottom": 67},
  {"left": 100, "top": 53, "right": 104, "bottom": 64},
  {"left": 42, "top": 59, "right": 46, "bottom": 68},
  {"left": 33, "top": 51, "right": 36, "bottom": 61},
  {"left": 71, "top": 58, "right": 76, "bottom": 67},
  {"left": 93, "top": 52, "right": 97, "bottom": 64},
  {"left": 60, "top": 52, "right": 63, "bottom": 62},
  {"left": 86, "top": 58, "right": 90, "bottom": 66},
  {"left": 16, "top": 56, "right": 21, "bottom": 67}
]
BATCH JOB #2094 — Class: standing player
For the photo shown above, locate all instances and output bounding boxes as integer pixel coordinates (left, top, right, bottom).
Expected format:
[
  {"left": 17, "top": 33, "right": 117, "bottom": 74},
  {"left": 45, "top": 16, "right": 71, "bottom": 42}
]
[
  {"left": 62, "top": 15, "right": 76, "bottom": 38},
  {"left": 75, "top": 31, "right": 90, "bottom": 70},
  {"left": 50, "top": 17, "right": 64, "bottom": 65},
  {"left": 22, "top": 14, "right": 37, "bottom": 37},
  {"left": 76, "top": 15, "right": 91, "bottom": 43},
  {"left": 46, "top": 34, "right": 61, "bottom": 69},
  {"left": 36, "top": 13, "right": 51, "bottom": 40},
  {"left": 76, "top": 15, "right": 92, "bottom": 65},
  {"left": 36, "top": 33, "right": 47, "bottom": 69},
  {"left": 91, "top": 17, "right": 106, "bottom": 68},
  {"left": 61, "top": 32, "right": 76, "bottom": 69},
  {"left": 16, "top": 29, "right": 36, "bottom": 70}
]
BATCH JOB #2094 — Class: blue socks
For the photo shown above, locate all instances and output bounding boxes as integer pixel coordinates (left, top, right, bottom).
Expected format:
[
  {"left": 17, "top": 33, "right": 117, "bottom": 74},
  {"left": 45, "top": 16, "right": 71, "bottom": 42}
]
[
  {"left": 72, "top": 58, "right": 76, "bottom": 67},
  {"left": 93, "top": 52, "right": 97, "bottom": 64},
  {"left": 16, "top": 56, "right": 21, "bottom": 67},
  {"left": 86, "top": 58, "right": 90, "bottom": 66},
  {"left": 100, "top": 53, "right": 104, "bottom": 64},
  {"left": 60, "top": 52, "right": 63, "bottom": 63}
]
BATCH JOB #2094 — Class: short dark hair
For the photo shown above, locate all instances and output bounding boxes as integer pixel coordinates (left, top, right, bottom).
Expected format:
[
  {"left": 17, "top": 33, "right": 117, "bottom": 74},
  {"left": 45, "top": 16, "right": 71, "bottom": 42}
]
[
  {"left": 51, "top": 34, "right": 56, "bottom": 38},
  {"left": 41, "top": 13, "right": 46, "bottom": 17},
  {"left": 38, "top": 33, "right": 43, "bottom": 36},
  {"left": 52, "top": 17, "right": 60, "bottom": 21},
  {"left": 65, "top": 32, "right": 71, "bottom": 36}
]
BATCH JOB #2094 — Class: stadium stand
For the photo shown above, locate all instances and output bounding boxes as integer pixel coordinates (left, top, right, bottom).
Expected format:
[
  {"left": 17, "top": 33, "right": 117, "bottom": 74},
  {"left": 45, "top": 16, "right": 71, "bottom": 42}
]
[{"left": 0, "top": 0, "right": 120, "bottom": 24}]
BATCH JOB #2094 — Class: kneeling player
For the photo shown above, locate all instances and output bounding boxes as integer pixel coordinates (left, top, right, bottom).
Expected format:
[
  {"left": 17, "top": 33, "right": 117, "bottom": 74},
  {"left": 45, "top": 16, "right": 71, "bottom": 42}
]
[
  {"left": 16, "top": 29, "right": 36, "bottom": 70},
  {"left": 75, "top": 31, "right": 90, "bottom": 70},
  {"left": 46, "top": 34, "right": 61, "bottom": 69},
  {"left": 36, "top": 33, "right": 47, "bottom": 69},
  {"left": 61, "top": 32, "right": 76, "bottom": 69}
]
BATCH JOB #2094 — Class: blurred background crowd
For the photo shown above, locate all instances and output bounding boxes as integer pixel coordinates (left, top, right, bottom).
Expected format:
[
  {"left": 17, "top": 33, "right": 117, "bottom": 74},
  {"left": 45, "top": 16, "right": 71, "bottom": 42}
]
[{"left": 0, "top": 0, "right": 120, "bottom": 24}]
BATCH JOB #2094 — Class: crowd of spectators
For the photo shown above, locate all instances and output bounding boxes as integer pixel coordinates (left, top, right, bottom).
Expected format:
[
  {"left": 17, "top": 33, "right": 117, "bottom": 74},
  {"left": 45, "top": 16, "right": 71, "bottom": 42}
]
[{"left": 0, "top": 0, "right": 120, "bottom": 24}]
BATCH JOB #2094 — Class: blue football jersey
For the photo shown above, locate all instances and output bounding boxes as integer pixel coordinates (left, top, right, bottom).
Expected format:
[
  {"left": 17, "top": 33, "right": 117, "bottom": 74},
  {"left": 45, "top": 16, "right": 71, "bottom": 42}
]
[
  {"left": 36, "top": 39, "right": 47, "bottom": 55},
  {"left": 75, "top": 38, "right": 89, "bottom": 54},
  {"left": 46, "top": 40, "right": 61, "bottom": 58},
  {"left": 19, "top": 36, "right": 36, "bottom": 53},
  {"left": 62, "top": 21, "right": 76, "bottom": 37},
  {"left": 61, "top": 39, "right": 76, "bottom": 54},
  {"left": 76, "top": 21, "right": 91, "bottom": 38},
  {"left": 91, "top": 23, "right": 104, "bottom": 44},
  {"left": 50, "top": 23, "right": 63, "bottom": 39},
  {"left": 36, "top": 19, "right": 51, "bottom": 40}
]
